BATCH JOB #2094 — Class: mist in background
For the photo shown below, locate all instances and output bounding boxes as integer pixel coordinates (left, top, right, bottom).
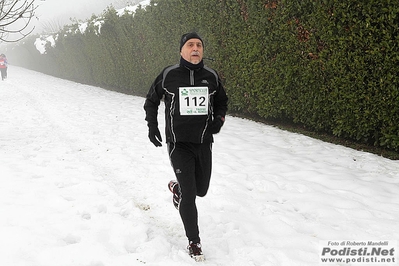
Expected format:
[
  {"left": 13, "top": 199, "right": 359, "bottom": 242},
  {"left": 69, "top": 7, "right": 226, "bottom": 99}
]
[{"left": 34, "top": 0, "right": 142, "bottom": 33}]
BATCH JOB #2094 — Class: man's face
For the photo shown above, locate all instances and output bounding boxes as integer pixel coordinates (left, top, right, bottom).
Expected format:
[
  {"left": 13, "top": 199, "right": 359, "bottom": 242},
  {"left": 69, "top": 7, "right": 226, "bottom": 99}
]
[{"left": 180, "top": 38, "right": 203, "bottom": 64}]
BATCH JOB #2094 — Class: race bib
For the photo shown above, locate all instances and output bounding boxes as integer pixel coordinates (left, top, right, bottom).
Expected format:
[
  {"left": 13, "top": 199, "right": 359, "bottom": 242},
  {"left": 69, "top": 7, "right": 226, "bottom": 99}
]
[{"left": 179, "top": 87, "right": 209, "bottom": 115}]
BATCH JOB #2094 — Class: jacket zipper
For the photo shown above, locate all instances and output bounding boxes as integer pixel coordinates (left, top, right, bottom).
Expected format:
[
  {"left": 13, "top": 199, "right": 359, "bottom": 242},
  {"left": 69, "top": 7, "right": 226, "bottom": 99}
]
[
  {"left": 190, "top": 70, "right": 194, "bottom": 85},
  {"left": 189, "top": 68, "right": 208, "bottom": 143}
]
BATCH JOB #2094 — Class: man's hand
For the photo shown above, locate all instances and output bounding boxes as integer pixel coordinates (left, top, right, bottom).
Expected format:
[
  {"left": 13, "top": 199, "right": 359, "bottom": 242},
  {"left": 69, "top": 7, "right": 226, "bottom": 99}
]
[
  {"left": 148, "top": 125, "right": 162, "bottom": 147},
  {"left": 208, "top": 115, "right": 225, "bottom": 134}
]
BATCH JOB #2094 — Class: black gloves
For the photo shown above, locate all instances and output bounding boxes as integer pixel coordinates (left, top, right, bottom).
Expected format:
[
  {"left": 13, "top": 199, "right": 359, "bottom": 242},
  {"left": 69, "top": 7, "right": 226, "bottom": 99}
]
[
  {"left": 208, "top": 115, "right": 225, "bottom": 134},
  {"left": 148, "top": 124, "right": 162, "bottom": 147},
  {"left": 147, "top": 116, "right": 225, "bottom": 146}
]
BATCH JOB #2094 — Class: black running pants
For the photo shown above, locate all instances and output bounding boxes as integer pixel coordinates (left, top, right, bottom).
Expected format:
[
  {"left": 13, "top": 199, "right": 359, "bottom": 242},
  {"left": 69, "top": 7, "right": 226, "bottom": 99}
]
[{"left": 168, "top": 141, "right": 212, "bottom": 243}]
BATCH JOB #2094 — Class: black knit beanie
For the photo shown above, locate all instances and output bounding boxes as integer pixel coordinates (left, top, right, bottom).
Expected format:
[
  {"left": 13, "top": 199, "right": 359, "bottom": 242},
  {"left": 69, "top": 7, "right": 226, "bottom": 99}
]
[{"left": 180, "top": 32, "right": 203, "bottom": 51}]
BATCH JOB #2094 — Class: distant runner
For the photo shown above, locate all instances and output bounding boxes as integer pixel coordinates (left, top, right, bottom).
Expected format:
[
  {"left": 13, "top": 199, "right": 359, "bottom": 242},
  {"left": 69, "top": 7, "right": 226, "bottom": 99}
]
[{"left": 0, "top": 54, "right": 8, "bottom": 80}]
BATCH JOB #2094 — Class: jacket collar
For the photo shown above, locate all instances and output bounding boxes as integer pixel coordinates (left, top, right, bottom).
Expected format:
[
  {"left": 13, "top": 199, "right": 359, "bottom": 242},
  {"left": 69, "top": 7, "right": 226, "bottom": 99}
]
[{"left": 180, "top": 57, "right": 204, "bottom": 70}]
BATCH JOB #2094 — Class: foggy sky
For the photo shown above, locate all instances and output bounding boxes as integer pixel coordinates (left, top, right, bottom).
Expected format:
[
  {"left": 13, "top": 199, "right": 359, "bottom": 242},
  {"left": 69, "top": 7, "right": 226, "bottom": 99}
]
[{"left": 34, "top": 0, "right": 138, "bottom": 33}]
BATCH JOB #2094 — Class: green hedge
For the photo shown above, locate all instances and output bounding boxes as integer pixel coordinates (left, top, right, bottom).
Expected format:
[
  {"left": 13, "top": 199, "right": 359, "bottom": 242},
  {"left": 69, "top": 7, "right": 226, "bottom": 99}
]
[{"left": 6, "top": 0, "right": 399, "bottom": 151}]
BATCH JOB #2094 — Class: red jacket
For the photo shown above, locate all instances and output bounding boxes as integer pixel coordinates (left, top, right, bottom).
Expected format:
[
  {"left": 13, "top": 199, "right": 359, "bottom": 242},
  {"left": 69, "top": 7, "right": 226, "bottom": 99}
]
[{"left": 0, "top": 57, "right": 8, "bottom": 69}]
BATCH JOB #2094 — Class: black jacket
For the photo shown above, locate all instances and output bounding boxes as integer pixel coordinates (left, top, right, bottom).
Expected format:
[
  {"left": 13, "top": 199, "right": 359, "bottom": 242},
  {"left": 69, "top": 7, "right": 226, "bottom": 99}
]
[{"left": 144, "top": 59, "right": 228, "bottom": 144}]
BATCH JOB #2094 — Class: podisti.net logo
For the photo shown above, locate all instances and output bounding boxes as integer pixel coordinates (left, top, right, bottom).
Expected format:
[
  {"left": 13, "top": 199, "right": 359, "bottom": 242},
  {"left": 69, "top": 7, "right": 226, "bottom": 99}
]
[{"left": 319, "top": 240, "right": 397, "bottom": 264}]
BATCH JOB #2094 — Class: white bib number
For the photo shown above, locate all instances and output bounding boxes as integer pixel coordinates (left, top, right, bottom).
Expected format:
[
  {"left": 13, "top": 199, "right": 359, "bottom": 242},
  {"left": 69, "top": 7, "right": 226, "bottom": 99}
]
[{"left": 179, "top": 87, "right": 209, "bottom": 115}]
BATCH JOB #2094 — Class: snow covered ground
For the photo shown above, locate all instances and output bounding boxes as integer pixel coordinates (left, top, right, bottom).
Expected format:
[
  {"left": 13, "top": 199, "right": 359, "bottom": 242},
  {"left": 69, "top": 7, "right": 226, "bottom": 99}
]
[{"left": 0, "top": 66, "right": 398, "bottom": 266}]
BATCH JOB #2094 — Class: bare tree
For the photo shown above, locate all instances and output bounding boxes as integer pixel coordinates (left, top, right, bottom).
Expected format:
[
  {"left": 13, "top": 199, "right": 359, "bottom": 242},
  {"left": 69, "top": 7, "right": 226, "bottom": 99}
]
[{"left": 0, "top": 0, "right": 36, "bottom": 42}]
